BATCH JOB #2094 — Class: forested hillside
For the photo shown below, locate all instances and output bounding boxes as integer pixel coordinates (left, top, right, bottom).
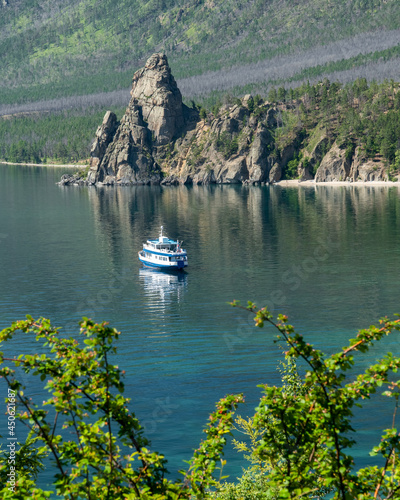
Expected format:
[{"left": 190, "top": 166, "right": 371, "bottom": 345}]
[
  {"left": 1, "top": 0, "right": 400, "bottom": 108},
  {"left": 2, "top": 0, "right": 400, "bottom": 167},
  {"left": 0, "top": 107, "right": 125, "bottom": 164}
]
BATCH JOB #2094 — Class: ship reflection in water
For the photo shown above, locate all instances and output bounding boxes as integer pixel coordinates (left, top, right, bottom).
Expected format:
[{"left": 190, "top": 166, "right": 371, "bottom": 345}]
[{"left": 138, "top": 268, "right": 188, "bottom": 324}]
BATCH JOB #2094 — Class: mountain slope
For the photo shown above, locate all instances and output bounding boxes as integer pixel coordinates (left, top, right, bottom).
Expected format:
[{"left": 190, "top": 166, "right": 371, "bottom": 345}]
[{"left": 1, "top": 0, "right": 400, "bottom": 106}]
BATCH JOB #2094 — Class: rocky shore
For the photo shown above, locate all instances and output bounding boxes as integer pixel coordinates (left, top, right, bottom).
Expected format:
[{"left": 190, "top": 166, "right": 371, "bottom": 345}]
[{"left": 59, "top": 53, "right": 393, "bottom": 187}]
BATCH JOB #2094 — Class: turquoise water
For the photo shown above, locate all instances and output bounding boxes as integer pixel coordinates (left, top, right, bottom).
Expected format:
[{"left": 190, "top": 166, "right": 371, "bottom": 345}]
[{"left": 1, "top": 164, "right": 400, "bottom": 485}]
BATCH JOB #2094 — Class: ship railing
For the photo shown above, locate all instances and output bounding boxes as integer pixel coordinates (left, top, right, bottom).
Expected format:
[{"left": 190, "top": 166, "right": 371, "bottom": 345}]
[{"left": 143, "top": 244, "right": 185, "bottom": 254}]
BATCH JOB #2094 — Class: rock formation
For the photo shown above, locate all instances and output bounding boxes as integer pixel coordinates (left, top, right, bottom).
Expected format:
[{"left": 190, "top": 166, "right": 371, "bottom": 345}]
[
  {"left": 312, "top": 143, "right": 389, "bottom": 183},
  {"left": 130, "top": 53, "right": 185, "bottom": 146},
  {"left": 84, "top": 53, "right": 191, "bottom": 186},
  {"left": 314, "top": 142, "right": 351, "bottom": 182},
  {"left": 86, "top": 111, "right": 118, "bottom": 183},
  {"left": 159, "top": 102, "right": 281, "bottom": 185},
  {"left": 59, "top": 52, "right": 391, "bottom": 187},
  {"left": 246, "top": 124, "right": 275, "bottom": 182},
  {"left": 349, "top": 147, "right": 388, "bottom": 182}
]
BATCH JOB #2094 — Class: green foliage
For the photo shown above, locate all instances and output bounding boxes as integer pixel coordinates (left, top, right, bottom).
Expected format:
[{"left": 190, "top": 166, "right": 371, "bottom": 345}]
[
  {"left": 187, "top": 138, "right": 207, "bottom": 167},
  {"left": 0, "top": 317, "right": 243, "bottom": 499},
  {"left": 283, "top": 153, "right": 302, "bottom": 179},
  {"left": 247, "top": 97, "right": 255, "bottom": 114},
  {"left": 391, "top": 149, "right": 400, "bottom": 172},
  {"left": 285, "top": 80, "right": 400, "bottom": 169},
  {"left": 254, "top": 95, "right": 263, "bottom": 107},
  {"left": 0, "top": 108, "right": 124, "bottom": 164},
  {"left": 216, "top": 131, "right": 239, "bottom": 160},
  {"left": 212, "top": 102, "right": 222, "bottom": 117},
  {"left": 188, "top": 394, "right": 245, "bottom": 497},
  {"left": 277, "top": 87, "right": 287, "bottom": 102},
  {"left": 1, "top": 306, "right": 400, "bottom": 498},
  {"left": 311, "top": 159, "right": 321, "bottom": 176},
  {"left": 345, "top": 142, "right": 356, "bottom": 162},
  {"left": 216, "top": 356, "right": 307, "bottom": 500},
  {"left": 268, "top": 88, "right": 278, "bottom": 103},
  {"left": 231, "top": 301, "right": 400, "bottom": 499},
  {"left": 0, "top": 437, "right": 47, "bottom": 488},
  {"left": 216, "top": 470, "right": 276, "bottom": 500}
]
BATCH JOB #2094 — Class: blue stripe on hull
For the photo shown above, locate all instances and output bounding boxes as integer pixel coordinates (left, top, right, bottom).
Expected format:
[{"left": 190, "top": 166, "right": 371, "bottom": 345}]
[{"left": 139, "top": 256, "right": 185, "bottom": 269}]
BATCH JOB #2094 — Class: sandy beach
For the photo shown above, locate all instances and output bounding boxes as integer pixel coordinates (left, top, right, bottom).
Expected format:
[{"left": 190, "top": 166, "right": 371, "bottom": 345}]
[
  {"left": 0, "top": 161, "right": 81, "bottom": 168},
  {"left": 274, "top": 179, "right": 400, "bottom": 187}
]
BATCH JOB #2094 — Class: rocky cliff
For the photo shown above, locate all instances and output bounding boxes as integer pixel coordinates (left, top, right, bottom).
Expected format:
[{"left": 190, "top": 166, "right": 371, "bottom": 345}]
[
  {"left": 84, "top": 53, "right": 195, "bottom": 185},
  {"left": 60, "top": 53, "right": 392, "bottom": 187}
]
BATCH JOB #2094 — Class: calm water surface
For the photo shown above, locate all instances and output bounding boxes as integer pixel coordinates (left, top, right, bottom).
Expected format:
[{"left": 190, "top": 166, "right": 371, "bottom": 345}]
[{"left": 1, "top": 165, "right": 400, "bottom": 485}]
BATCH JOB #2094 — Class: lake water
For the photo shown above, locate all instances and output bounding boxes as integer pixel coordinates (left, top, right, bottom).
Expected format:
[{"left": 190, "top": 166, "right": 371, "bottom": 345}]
[{"left": 1, "top": 164, "right": 400, "bottom": 487}]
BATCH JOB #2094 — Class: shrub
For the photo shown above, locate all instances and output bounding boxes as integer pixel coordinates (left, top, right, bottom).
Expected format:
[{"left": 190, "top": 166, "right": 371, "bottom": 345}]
[{"left": 1, "top": 305, "right": 400, "bottom": 499}]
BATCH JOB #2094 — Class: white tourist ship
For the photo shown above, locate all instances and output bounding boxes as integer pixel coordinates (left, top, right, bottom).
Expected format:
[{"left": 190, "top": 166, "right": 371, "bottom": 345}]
[{"left": 138, "top": 227, "right": 188, "bottom": 270}]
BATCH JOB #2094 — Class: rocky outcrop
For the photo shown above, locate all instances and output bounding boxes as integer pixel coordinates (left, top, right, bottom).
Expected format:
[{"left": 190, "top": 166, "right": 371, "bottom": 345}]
[
  {"left": 84, "top": 53, "right": 191, "bottom": 185},
  {"left": 62, "top": 53, "right": 391, "bottom": 187},
  {"left": 214, "top": 156, "right": 248, "bottom": 184},
  {"left": 349, "top": 147, "right": 388, "bottom": 182},
  {"left": 90, "top": 104, "right": 160, "bottom": 185},
  {"left": 246, "top": 125, "right": 275, "bottom": 182},
  {"left": 87, "top": 111, "right": 118, "bottom": 184},
  {"left": 315, "top": 142, "right": 351, "bottom": 182},
  {"left": 130, "top": 53, "right": 185, "bottom": 146},
  {"left": 70, "top": 53, "right": 300, "bottom": 187},
  {"left": 298, "top": 129, "right": 329, "bottom": 180},
  {"left": 314, "top": 142, "right": 389, "bottom": 182},
  {"left": 59, "top": 172, "right": 88, "bottom": 186}
]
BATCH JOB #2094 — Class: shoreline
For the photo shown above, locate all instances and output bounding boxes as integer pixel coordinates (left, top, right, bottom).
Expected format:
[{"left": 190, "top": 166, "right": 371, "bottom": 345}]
[
  {"left": 0, "top": 161, "right": 81, "bottom": 168},
  {"left": 2, "top": 162, "right": 399, "bottom": 186},
  {"left": 274, "top": 179, "right": 400, "bottom": 187}
]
